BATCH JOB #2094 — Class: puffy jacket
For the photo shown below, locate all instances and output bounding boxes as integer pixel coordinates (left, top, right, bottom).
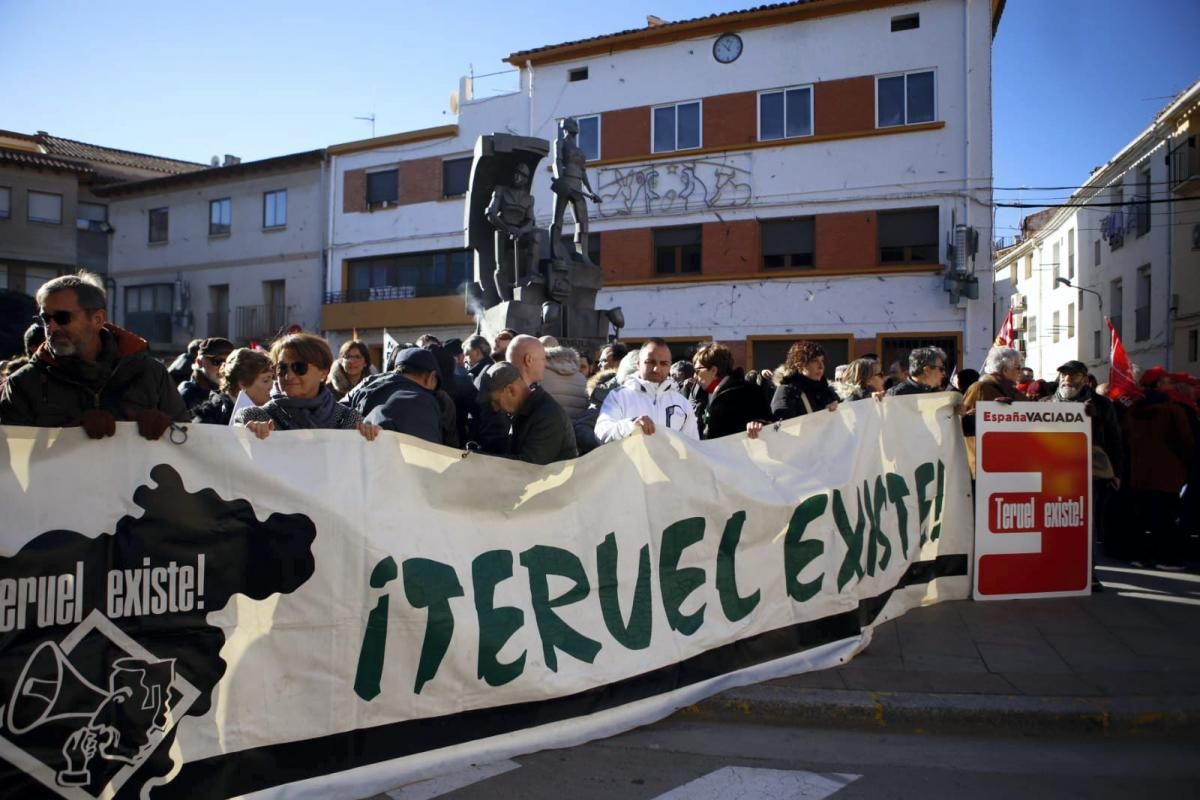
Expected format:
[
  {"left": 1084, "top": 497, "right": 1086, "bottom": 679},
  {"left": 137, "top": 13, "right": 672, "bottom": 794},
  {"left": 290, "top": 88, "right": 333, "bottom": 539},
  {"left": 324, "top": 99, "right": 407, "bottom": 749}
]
[
  {"left": 540, "top": 346, "right": 589, "bottom": 421},
  {"left": 0, "top": 324, "right": 188, "bottom": 427},
  {"left": 595, "top": 376, "right": 699, "bottom": 442},
  {"left": 771, "top": 371, "right": 839, "bottom": 420}
]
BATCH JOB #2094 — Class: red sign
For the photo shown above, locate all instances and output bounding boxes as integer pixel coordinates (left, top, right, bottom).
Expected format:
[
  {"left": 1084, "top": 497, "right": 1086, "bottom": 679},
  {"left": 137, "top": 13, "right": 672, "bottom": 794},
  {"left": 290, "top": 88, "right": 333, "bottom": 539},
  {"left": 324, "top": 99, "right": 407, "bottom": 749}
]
[{"left": 973, "top": 404, "right": 1091, "bottom": 599}]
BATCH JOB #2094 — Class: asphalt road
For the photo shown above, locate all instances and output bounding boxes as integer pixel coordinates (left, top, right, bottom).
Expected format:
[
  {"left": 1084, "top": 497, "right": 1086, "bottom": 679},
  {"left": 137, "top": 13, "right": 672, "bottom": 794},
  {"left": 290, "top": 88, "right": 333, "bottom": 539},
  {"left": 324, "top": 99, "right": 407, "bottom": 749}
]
[{"left": 374, "top": 719, "right": 1200, "bottom": 800}]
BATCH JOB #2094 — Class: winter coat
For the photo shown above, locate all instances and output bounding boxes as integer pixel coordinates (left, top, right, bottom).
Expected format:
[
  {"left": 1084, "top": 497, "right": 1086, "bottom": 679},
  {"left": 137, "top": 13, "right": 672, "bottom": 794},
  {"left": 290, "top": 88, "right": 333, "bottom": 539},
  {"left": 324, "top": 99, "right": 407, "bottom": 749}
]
[
  {"left": 886, "top": 379, "right": 939, "bottom": 397},
  {"left": 343, "top": 372, "right": 442, "bottom": 444},
  {"left": 191, "top": 391, "right": 235, "bottom": 425},
  {"left": 540, "top": 346, "right": 589, "bottom": 421},
  {"left": 595, "top": 376, "right": 699, "bottom": 442},
  {"left": 701, "top": 369, "right": 772, "bottom": 439},
  {"left": 0, "top": 324, "right": 188, "bottom": 427},
  {"left": 178, "top": 374, "right": 219, "bottom": 412},
  {"left": 1123, "top": 391, "right": 1195, "bottom": 493},
  {"left": 234, "top": 387, "right": 363, "bottom": 431},
  {"left": 508, "top": 387, "right": 578, "bottom": 464},
  {"left": 770, "top": 371, "right": 839, "bottom": 420}
]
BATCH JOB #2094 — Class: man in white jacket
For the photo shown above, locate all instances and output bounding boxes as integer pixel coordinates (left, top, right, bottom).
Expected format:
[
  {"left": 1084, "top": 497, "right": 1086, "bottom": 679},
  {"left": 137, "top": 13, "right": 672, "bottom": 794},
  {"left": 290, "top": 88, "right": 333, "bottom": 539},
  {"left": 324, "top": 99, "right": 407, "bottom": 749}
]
[{"left": 595, "top": 338, "right": 699, "bottom": 442}]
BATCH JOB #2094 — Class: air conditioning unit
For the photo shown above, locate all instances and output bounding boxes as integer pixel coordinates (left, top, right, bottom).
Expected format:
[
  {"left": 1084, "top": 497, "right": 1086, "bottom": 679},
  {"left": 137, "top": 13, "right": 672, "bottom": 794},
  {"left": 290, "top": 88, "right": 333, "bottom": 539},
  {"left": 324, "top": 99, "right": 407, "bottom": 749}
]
[
  {"left": 1013, "top": 312, "right": 1026, "bottom": 331},
  {"left": 1012, "top": 293, "right": 1027, "bottom": 311}
]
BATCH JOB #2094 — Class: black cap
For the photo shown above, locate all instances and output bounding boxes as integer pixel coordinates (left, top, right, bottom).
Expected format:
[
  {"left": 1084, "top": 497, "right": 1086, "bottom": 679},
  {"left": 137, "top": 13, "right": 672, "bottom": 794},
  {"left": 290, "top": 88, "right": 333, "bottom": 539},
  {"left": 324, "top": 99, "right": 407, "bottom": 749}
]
[
  {"left": 198, "top": 337, "right": 235, "bottom": 357},
  {"left": 1056, "top": 360, "right": 1088, "bottom": 375},
  {"left": 443, "top": 337, "right": 463, "bottom": 357},
  {"left": 477, "top": 361, "right": 521, "bottom": 404},
  {"left": 395, "top": 347, "right": 438, "bottom": 373}
]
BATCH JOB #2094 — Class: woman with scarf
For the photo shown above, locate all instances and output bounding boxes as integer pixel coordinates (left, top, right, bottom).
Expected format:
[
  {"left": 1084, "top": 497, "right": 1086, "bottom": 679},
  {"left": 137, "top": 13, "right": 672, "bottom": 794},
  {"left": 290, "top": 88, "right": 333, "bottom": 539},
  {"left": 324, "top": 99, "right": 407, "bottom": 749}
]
[
  {"left": 692, "top": 343, "right": 771, "bottom": 439},
  {"left": 770, "top": 340, "right": 840, "bottom": 421},
  {"left": 233, "top": 333, "right": 379, "bottom": 441}
]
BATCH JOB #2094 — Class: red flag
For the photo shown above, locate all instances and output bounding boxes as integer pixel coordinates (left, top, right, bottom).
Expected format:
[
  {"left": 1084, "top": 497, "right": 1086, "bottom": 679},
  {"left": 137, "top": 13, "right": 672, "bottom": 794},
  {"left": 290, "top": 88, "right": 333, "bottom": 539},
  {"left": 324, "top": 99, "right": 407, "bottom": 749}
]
[
  {"left": 995, "top": 307, "right": 1016, "bottom": 347},
  {"left": 1106, "top": 318, "right": 1142, "bottom": 406}
]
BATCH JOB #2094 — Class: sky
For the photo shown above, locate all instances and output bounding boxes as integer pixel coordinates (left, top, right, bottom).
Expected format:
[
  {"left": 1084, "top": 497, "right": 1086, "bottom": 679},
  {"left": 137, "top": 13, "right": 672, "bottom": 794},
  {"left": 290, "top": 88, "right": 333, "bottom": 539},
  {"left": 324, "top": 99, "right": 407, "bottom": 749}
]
[{"left": 3, "top": 0, "right": 1198, "bottom": 244}]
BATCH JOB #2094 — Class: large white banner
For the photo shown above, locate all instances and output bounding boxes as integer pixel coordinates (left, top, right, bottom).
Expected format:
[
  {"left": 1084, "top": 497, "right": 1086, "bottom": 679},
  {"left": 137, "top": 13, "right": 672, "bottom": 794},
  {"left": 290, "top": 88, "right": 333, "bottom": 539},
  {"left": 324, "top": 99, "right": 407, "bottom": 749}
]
[{"left": 0, "top": 393, "right": 972, "bottom": 800}]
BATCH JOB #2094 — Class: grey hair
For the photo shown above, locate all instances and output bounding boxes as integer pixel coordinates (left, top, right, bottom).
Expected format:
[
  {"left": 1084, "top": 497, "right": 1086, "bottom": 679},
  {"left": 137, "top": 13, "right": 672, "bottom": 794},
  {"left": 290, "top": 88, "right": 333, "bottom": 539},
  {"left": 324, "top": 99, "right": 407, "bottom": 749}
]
[
  {"left": 36, "top": 270, "right": 107, "bottom": 311},
  {"left": 908, "top": 346, "right": 947, "bottom": 377},
  {"left": 465, "top": 334, "right": 490, "bottom": 358},
  {"left": 982, "top": 346, "right": 1022, "bottom": 376}
]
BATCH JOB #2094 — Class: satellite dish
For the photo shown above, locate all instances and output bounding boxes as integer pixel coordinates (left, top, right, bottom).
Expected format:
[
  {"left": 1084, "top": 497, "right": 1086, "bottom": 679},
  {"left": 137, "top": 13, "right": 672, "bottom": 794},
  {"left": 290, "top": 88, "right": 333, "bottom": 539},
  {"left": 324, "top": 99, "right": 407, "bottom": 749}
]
[{"left": 449, "top": 90, "right": 460, "bottom": 116}]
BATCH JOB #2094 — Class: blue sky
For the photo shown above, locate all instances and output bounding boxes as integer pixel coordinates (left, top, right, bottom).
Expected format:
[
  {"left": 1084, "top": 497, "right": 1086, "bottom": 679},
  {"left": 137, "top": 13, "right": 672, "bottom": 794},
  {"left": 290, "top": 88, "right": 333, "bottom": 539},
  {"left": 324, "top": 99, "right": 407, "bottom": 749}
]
[{"left": 3, "top": 0, "right": 1197, "bottom": 242}]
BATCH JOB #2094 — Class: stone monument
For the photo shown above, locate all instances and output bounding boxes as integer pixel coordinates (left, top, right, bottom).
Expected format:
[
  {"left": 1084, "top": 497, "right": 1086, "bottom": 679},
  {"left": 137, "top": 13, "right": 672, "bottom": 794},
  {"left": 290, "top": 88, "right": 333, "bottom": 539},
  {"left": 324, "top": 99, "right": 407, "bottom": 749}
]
[{"left": 464, "top": 127, "right": 623, "bottom": 349}]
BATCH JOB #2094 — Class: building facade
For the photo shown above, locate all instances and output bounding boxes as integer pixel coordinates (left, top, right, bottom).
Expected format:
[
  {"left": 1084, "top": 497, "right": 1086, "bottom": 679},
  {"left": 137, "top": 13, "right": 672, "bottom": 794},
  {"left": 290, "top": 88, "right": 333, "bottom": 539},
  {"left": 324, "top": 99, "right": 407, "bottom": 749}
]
[
  {"left": 0, "top": 130, "right": 201, "bottom": 299},
  {"left": 100, "top": 151, "right": 327, "bottom": 351},
  {"left": 322, "top": 0, "right": 1002, "bottom": 371},
  {"left": 993, "top": 79, "right": 1200, "bottom": 379}
]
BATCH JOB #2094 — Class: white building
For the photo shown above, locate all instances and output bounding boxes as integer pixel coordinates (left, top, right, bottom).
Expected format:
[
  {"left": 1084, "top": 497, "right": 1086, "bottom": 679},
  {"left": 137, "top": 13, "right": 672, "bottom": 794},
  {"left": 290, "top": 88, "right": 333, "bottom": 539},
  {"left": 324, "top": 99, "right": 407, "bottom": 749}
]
[
  {"left": 100, "top": 151, "right": 328, "bottom": 351},
  {"left": 322, "top": 0, "right": 1003, "bottom": 371},
  {"left": 994, "top": 79, "right": 1200, "bottom": 379}
]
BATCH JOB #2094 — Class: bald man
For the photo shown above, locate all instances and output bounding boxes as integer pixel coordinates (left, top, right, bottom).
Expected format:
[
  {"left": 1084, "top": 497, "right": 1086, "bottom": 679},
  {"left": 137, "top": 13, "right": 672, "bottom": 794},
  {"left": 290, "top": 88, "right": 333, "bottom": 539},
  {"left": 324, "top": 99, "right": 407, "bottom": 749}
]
[{"left": 506, "top": 334, "right": 547, "bottom": 386}]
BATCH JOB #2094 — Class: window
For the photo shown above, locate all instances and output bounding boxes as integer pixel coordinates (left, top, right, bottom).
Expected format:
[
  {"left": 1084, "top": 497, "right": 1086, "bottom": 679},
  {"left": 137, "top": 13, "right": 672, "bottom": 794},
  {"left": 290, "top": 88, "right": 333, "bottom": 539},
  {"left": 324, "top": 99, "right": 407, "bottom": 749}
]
[
  {"left": 1067, "top": 230, "right": 1075, "bottom": 278},
  {"left": 208, "top": 284, "right": 230, "bottom": 338},
  {"left": 263, "top": 190, "right": 287, "bottom": 228},
  {"left": 577, "top": 115, "right": 600, "bottom": 161},
  {"left": 1094, "top": 239, "right": 1101, "bottom": 267},
  {"left": 345, "top": 249, "right": 472, "bottom": 301},
  {"left": 891, "top": 13, "right": 920, "bottom": 31},
  {"left": 878, "top": 207, "right": 938, "bottom": 264},
  {"left": 1110, "top": 279, "right": 1123, "bottom": 337},
  {"left": 149, "top": 207, "right": 169, "bottom": 243},
  {"left": 654, "top": 226, "right": 702, "bottom": 274},
  {"left": 1067, "top": 303, "right": 1075, "bottom": 339},
  {"left": 1051, "top": 242, "right": 1061, "bottom": 283},
  {"left": 1190, "top": 329, "right": 1198, "bottom": 363},
  {"left": 759, "top": 86, "right": 813, "bottom": 140},
  {"left": 440, "top": 157, "right": 471, "bottom": 199},
  {"left": 1024, "top": 253, "right": 1032, "bottom": 280},
  {"left": 568, "top": 67, "right": 588, "bottom": 82},
  {"left": 367, "top": 170, "right": 399, "bottom": 207},
  {"left": 1109, "top": 182, "right": 1124, "bottom": 251},
  {"left": 0, "top": 187, "right": 10, "bottom": 219},
  {"left": 77, "top": 202, "right": 106, "bottom": 226},
  {"left": 1136, "top": 168, "right": 1151, "bottom": 237},
  {"left": 761, "top": 217, "right": 814, "bottom": 269},
  {"left": 877, "top": 70, "right": 935, "bottom": 127},
  {"left": 1052, "top": 310, "right": 1061, "bottom": 344},
  {"left": 652, "top": 101, "right": 701, "bottom": 153},
  {"left": 1135, "top": 266, "right": 1151, "bottom": 341},
  {"left": 1094, "top": 329, "right": 1102, "bottom": 360},
  {"left": 209, "top": 198, "right": 231, "bottom": 236},
  {"left": 1027, "top": 316, "right": 1037, "bottom": 345},
  {"left": 125, "top": 283, "right": 173, "bottom": 313},
  {"left": 27, "top": 191, "right": 62, "bottom": 224}
]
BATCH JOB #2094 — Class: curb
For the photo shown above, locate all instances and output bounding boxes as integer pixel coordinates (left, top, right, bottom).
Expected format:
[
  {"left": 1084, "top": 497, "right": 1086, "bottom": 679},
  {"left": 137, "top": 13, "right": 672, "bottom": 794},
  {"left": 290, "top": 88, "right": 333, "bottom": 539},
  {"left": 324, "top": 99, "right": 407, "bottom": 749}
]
[{"left": 678, "top": 686, "right": 1200, "bottom": 737}]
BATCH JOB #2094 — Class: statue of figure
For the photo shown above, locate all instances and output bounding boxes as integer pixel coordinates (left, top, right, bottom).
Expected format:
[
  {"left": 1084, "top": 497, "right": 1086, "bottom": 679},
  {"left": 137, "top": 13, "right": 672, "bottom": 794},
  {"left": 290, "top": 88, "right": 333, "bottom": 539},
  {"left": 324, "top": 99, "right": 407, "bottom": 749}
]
[
  {"left": 485, "top": 162, "right": 542, "bottom": 302},
  {"left": 550, "top": 117, "right": 601, "bottom": 265}
]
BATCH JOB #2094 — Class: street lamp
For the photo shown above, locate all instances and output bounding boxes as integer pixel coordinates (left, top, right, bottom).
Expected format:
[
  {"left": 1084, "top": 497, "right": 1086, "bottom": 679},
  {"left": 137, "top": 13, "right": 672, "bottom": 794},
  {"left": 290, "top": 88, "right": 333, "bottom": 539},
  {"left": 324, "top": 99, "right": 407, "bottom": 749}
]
[{"left": 1054, "top": 277, "right": 1103, "bottom": 313}]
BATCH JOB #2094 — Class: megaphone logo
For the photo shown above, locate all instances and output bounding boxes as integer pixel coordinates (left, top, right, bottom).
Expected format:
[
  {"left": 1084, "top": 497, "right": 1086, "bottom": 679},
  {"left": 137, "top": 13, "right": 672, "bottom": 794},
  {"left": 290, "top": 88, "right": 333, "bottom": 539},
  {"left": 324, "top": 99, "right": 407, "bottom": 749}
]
[
  {"left": 5, "top": 635, "right": 179, "bottom": 790},
  {"left": 7, "top": 642, "right": 110, "bottom": 736}
]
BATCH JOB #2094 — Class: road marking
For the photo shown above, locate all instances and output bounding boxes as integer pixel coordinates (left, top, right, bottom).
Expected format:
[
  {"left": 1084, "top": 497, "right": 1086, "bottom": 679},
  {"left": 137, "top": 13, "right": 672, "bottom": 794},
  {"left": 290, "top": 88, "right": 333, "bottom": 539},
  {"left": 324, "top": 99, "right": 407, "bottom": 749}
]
[
  {"left": 653, "top": 766, "right": 860, "bottom": 799},
  {"left": 385, "top": 759, "right": 521, "bottom": 800}
]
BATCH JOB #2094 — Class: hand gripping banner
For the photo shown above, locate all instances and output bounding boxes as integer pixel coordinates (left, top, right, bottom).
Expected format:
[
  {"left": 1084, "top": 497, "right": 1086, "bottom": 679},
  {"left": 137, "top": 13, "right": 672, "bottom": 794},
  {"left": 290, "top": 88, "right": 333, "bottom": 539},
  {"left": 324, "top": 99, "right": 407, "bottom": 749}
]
[{"left": 0, "top": 393, "right": 972, "bottom": 800}]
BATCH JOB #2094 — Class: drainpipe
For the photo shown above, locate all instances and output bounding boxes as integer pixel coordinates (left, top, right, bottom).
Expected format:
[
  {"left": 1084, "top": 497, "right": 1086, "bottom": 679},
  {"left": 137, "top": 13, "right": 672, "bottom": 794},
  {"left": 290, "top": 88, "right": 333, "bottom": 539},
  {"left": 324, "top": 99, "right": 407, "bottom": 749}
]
[
  {"left": 326, "top": 152, "right": 337, "bottom": 333},
  {"left": 526, "top": 59, "right": 535, "bottom": 136}
]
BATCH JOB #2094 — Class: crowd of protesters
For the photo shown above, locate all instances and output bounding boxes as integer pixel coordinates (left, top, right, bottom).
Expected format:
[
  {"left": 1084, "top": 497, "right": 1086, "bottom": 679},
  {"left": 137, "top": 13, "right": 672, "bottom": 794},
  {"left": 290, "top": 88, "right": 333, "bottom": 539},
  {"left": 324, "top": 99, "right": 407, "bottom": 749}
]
[{"left": 1, "top": 270, "right": 1195, "bottom": 570}]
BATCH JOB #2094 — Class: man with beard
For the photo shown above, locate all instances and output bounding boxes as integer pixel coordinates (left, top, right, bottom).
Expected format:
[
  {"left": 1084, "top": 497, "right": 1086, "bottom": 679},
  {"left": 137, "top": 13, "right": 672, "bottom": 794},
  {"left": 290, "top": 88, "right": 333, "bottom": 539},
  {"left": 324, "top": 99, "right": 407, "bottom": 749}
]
[
  {"left": 0, "top": 272, "right": 187, "bottom": 437},
  {"left": 595, "top": 338, "right": 698, "bottom": 442}
]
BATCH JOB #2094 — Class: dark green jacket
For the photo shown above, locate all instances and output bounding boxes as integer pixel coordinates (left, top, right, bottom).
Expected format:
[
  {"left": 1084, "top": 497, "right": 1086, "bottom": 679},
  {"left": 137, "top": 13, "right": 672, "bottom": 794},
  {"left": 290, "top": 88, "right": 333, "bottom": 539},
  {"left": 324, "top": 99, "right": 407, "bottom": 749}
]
[{"left": 0, "top": 324, "right": 188, "bottom": 427}]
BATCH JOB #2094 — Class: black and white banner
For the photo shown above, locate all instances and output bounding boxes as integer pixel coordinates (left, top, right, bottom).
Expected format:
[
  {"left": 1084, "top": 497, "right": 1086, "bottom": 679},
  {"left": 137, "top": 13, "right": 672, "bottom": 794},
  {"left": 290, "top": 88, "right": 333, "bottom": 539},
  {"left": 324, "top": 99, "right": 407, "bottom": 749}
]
[{"left": 0, "top": 393, "right": 972, "bottom": 799}]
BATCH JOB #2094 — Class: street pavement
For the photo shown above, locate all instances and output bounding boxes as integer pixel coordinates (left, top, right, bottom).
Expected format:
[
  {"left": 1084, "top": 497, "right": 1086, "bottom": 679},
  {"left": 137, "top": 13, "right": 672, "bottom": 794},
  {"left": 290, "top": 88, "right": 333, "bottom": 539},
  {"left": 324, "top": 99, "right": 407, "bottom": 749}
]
[
  {"left": 368, "top": 556, "right": 1199, "bottom": 799},
  {"left": 689, "top": 555, "right": 1200, "bottom": 736}
]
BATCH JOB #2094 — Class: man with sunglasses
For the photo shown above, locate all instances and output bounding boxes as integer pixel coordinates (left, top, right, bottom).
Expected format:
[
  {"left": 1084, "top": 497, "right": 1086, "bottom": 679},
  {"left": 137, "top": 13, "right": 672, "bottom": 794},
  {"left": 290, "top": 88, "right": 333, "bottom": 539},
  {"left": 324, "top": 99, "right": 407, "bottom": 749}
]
[
  {"left": 0, "top": 272, "right": 187, "bottom": 438},
  {"left": 885, "top": 346, "right": 949, "bottom": 396},
  {"left": 177, "top": 337, "right": 234, "bottom": 413}
]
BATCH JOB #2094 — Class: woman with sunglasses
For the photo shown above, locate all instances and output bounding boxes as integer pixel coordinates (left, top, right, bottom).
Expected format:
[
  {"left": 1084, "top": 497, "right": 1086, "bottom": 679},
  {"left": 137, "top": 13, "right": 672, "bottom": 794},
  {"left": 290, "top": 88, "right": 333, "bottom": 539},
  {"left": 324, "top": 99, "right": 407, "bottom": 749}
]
[
  {"left": 835, "top": 358, "right": 886, "bottom": 402},
  {"left": 233, "top": 333, "right": 379, "bottom": 441}
]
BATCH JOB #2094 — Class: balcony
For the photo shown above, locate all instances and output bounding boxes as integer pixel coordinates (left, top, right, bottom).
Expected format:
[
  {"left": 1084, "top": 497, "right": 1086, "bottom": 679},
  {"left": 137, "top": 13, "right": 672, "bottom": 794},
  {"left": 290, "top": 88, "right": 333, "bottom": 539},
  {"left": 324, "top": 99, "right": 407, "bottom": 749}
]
[
  {"left": 235, "top": 304, "right": 292, "bottom": 342},
  {"left": 1169, "top": 136, "right": 1199, "bottom": 193}
]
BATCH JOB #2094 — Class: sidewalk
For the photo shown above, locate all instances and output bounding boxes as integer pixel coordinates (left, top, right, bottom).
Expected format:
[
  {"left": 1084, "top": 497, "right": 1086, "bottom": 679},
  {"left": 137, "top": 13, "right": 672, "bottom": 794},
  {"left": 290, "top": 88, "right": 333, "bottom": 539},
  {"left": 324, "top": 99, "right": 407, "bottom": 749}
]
[{"left": 687, "top": 556, "right": 1200, "bottom": 736}]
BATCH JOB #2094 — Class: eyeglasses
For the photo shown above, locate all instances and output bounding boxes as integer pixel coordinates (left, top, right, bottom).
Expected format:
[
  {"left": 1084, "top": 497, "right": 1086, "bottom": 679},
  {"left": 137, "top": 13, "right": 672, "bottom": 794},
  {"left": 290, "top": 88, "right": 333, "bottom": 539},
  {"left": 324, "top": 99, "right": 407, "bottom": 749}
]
[
  {"left": 205, "top": 356, "right": 226, "bottom": 367},
  {"left": 35, "top": 309, "right": 78, "bottom": 326},
  {"left": 275, "top": 361, "right": 310, "bottom": 377}
]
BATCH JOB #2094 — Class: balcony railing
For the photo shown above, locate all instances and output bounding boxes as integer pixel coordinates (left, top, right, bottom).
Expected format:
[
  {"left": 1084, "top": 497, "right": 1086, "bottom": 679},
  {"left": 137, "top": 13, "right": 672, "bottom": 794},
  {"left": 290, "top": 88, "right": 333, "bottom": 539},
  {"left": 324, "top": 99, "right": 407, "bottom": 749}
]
[
  {"left": 324, "top": 285, "right": 460, "bottom": 304},
  {"left": 207, "top": 311, "right": 229, "bottom": 338},
  {"left": 235, "top": 303, "right": 292, "bottom": 342},
  {"left": 1169, "top": 136, "right": 1199, "bottom": 191}
]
